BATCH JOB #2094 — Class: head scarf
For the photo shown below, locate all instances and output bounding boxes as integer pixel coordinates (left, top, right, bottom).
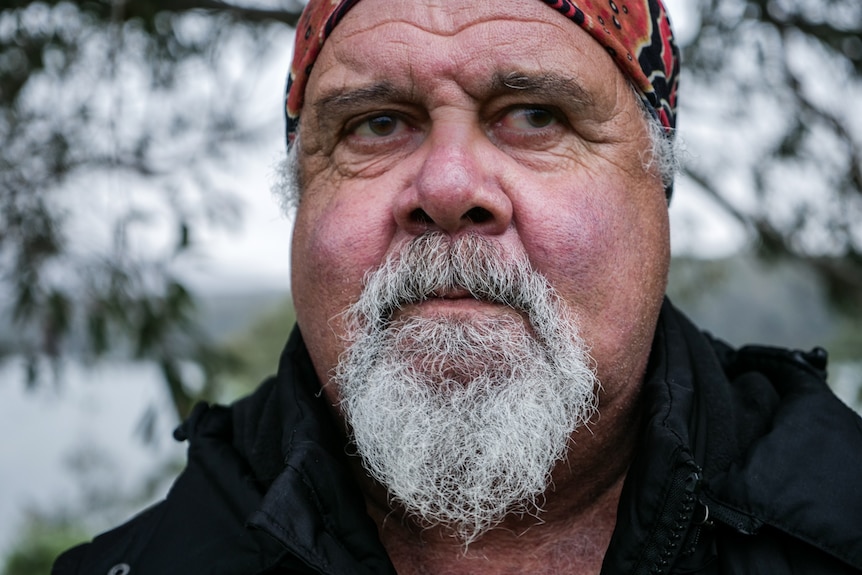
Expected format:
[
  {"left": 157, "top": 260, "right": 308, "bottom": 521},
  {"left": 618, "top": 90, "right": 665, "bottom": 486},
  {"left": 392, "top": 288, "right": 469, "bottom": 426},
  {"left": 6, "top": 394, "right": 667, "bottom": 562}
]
[{"left": 284, "top": 0, "right": 679, "bottom": 146}]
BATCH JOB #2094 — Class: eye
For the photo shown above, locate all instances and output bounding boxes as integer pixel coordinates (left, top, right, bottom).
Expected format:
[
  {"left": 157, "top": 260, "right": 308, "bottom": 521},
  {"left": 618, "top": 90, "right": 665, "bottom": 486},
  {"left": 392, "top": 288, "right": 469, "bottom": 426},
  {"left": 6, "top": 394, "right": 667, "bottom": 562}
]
[
  {"left": 352, "top": 114, "right": 405, "bottom": 138},
  {"left": 498, "top": 107, "right": 558, "bottom": 131}
]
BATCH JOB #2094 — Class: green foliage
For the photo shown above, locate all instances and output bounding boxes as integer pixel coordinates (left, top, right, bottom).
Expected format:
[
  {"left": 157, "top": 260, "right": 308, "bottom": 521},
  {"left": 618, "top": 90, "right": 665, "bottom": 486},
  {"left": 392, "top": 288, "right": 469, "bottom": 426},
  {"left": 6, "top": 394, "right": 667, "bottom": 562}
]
[
  {"left": 217, "top": 297, "right": 296, "bottom": 400},
  {"left": 1, "top": 521, "right": 88, "bottom": 575},
  {"left": 0, "top": 445, "right": 187, "bottom": 574}
]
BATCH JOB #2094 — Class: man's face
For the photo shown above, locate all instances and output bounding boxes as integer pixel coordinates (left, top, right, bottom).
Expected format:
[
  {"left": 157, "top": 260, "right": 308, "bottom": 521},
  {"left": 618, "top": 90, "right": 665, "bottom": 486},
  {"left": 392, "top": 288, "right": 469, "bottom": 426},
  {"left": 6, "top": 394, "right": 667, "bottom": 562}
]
[{"left": 291, "top": 0, "right": 670, "bottom": 408}]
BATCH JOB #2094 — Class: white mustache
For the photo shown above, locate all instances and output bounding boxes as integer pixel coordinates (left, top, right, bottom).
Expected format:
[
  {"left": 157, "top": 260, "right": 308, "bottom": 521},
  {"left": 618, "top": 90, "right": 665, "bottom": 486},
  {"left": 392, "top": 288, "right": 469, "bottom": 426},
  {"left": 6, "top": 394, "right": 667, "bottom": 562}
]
[{"left": 354, "top": 232, "right": 549, "bottom": 329}]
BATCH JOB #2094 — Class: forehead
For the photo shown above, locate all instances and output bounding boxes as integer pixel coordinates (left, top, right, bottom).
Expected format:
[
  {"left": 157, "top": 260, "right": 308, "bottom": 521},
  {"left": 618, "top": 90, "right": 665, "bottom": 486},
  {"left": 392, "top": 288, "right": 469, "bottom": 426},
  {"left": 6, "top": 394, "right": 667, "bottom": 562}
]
[
  {"left": 332, "top": 0, "right": 569, "bottom": 35},
  {"left": 304, "top": 0, "right": 620, "bottom": 101}
]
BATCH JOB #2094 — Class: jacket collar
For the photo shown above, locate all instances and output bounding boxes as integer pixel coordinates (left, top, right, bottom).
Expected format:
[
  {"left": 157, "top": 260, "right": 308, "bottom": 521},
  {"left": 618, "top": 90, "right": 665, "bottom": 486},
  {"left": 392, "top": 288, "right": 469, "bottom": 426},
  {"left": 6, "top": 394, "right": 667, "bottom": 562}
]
[
  {"left": 245, "top": 329, "right": 397, "bottom": 575},
  {"left": 246, "top": 310, "right": 714, "bottom": 575},
  {"left": 600, "top": 299, "right": 713, "bottom": 574}
]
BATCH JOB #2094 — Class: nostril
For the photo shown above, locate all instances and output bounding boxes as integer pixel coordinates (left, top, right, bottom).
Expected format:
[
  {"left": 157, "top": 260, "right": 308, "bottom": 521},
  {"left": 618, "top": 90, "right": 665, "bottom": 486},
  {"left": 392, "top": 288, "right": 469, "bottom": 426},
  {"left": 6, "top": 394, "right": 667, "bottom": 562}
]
[
  {"left": 410, "top": 208, "right": 434, "bottom": 225},
  {"left": 464, "top": 207, "right": 493, "bottom": 224},
  {"left": 404, "top": 206, "right": 499, "bottom": 231}
]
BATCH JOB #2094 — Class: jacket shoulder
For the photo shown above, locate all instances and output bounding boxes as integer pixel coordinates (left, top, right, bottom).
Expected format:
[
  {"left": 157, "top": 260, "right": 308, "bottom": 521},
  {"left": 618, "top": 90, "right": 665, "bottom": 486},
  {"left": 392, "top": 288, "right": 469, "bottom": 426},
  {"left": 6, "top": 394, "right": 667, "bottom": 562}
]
[
  {"left": 705, "top": 340, "right": 862, "bottom": 570},
  {"left": 52, "top": 503, "right": 165, "bottom": 575},
  {"left": 715, "top": 339, "right": 830, "bottom": 388}
]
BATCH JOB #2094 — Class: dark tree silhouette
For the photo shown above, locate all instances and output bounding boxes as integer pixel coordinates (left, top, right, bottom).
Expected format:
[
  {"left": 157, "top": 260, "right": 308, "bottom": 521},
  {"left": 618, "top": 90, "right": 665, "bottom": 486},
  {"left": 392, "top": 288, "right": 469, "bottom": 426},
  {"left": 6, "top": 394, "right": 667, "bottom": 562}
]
[{"left": 1, "top": 0, "right": 302, "bottom": 418}]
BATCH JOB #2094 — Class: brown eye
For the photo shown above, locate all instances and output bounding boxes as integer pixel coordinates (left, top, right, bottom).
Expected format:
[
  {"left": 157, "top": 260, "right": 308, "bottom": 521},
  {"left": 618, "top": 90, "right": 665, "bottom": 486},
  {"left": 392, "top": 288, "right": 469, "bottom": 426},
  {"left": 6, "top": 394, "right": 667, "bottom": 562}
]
[
  {"left": 354, "top": 114, "right": 402, "bottom": 137},
  {"left": 502, "top": 107, "right": 557, "bottom": 130},
  {"left": 524, "top": 108, "right": 555, "bottom": 128}
]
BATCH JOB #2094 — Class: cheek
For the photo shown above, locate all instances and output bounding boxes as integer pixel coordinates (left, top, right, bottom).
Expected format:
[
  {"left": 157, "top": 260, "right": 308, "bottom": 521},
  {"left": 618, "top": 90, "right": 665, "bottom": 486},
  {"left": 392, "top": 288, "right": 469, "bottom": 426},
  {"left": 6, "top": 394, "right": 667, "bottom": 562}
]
[
  {"left": 518, "top": 177, "right": 669, "bottom": 379},
  {"left": 293, "top": 202, "right": 388, "bottom": 315},
  {"left": 291, "top": 192, "right": 393, "bottom": 376},
  {"left": 519, "top": 175, "right": 613, "bottom": 272},
  {"left": 521, "top": 193, "right": 620, "bottom": 302},
  {"left": 524, "top": 169, "right": 668, "bottom": 287}
]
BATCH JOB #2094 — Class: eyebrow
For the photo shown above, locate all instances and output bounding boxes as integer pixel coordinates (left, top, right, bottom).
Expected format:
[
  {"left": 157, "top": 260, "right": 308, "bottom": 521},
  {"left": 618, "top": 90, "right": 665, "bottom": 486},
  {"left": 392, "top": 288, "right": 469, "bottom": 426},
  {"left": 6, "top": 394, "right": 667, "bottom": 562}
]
[
  {"left": 313, "top": 82, "right": 408, "bottom": 120},
  {"left": 491, "top": 71, "right": 594, "bottom": 107},
  {"left": 310, "top": 71, "right": 593, "bottom": 125}
]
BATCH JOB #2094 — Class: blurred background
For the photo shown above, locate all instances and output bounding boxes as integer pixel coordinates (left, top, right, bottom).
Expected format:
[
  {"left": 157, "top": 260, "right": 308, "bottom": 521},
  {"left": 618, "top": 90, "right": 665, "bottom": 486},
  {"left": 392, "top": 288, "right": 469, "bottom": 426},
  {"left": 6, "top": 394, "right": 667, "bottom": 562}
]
[{"left": 1, "top": 0, "right": 860, "bottom": 571}]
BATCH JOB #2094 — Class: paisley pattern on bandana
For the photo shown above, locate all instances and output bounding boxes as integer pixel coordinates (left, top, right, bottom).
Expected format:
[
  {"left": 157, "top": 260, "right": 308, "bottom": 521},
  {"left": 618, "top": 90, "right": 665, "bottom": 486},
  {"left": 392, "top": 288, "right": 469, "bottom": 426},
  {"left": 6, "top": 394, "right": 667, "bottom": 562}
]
[
  {"left": 284, "top": 0, "right": 679, "bottom": 146},
  {"left": 539, "top": 0, "right": 678, "bottom": 134}
]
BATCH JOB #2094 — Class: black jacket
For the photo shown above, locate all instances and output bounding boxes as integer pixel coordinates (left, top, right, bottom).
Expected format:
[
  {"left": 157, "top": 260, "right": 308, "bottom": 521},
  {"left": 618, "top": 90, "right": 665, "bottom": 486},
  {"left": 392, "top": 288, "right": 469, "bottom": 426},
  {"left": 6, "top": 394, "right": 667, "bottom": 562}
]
[{"left": 53, "top": 300, "right": 862, "bottom": 574}]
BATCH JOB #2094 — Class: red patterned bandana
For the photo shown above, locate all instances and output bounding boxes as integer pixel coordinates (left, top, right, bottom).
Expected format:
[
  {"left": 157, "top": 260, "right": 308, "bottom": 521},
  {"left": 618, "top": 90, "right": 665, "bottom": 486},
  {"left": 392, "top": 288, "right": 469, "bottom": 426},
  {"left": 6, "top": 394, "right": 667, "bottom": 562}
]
[{"left": 284, "top": 0, "right": 679, "bottom": 145}]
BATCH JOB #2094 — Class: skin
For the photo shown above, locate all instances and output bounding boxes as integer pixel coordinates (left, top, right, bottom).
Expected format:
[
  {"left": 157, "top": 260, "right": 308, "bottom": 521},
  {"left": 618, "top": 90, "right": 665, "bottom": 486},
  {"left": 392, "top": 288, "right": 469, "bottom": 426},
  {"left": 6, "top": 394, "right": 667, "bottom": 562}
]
[{"left": 290, "top": 0, "right": 671, "bottom": 572}]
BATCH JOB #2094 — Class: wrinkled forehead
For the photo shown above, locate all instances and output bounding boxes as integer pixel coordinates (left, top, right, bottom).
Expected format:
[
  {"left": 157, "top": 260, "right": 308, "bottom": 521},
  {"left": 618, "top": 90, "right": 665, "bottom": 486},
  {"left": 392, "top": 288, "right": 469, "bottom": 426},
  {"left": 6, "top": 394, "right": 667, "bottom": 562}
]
[{"left": 284, "top": 0, "right": 679, "bottom": 145}]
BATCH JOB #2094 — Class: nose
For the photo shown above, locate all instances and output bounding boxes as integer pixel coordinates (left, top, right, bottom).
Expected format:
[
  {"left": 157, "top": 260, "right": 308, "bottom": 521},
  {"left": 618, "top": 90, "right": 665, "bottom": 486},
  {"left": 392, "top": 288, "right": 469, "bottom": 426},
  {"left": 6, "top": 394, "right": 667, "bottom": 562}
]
[{"left": 393, "top": 125, "right": 512, "bottom": 237}]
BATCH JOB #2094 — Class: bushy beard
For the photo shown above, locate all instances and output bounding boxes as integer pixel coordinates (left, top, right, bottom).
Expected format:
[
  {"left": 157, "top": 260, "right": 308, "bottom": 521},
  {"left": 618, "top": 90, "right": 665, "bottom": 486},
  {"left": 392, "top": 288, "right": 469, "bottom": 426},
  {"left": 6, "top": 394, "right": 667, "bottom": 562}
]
[{"left": 333, "top": 233, "right": 599, "bottom": 544}]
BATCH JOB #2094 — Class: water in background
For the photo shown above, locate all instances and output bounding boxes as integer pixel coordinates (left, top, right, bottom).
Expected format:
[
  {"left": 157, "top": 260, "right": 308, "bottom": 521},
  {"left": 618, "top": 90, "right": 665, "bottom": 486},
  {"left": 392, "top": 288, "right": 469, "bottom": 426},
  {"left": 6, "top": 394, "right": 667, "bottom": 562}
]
[{"left": 0, "top": 357, "right": 185, "bottom": 559}]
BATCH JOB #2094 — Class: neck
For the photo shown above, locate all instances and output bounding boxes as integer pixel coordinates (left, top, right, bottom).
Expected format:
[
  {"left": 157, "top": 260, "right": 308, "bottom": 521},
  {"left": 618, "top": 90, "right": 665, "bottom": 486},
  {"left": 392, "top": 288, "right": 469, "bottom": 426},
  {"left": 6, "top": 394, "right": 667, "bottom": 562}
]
[
  {"left": 355, "top": 386, "right": 644, "bottom": 575},
  {"left": 374, "top": 474, "right": 626, "bottom": 575}
]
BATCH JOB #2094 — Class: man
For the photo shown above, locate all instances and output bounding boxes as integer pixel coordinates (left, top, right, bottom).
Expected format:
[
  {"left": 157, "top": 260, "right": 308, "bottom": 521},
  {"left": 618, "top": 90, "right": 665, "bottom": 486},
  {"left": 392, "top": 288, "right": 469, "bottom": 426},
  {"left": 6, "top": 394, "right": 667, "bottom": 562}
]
[{"left": 54, "top": 0, "right": 862, "bottom": 573}]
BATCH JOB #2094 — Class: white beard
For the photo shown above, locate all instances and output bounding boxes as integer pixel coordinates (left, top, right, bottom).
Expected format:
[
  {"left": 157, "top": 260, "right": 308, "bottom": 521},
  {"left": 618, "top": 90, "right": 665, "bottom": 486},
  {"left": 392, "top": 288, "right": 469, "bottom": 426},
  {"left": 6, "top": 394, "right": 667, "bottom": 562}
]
[{"left": 333, "top": 233, "right": 599, "bottom": 544}]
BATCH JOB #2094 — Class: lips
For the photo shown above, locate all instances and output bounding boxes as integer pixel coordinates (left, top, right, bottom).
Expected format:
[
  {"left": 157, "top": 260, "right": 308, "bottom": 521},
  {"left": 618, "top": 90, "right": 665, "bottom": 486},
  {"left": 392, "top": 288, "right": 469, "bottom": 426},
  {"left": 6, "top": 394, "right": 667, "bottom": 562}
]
[{"left": 430, "top": 287, "right": 472, "bottom": 300}]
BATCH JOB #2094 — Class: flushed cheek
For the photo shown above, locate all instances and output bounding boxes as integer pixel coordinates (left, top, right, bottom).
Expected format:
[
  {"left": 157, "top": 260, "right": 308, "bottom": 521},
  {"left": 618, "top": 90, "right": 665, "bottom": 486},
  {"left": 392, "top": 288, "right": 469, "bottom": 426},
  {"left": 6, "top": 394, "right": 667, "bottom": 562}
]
[
  {"left": 518, "top": 183, "right": 668, "bottom": 381},
  {"left": 295, "top": 206, "right": 389, "bottom": 308},
  {"left": 292, "top": 194, "right": 394, "bottom": 374},
  {"left": 521, "top": 201, "right": 617, "bottom": 311}
]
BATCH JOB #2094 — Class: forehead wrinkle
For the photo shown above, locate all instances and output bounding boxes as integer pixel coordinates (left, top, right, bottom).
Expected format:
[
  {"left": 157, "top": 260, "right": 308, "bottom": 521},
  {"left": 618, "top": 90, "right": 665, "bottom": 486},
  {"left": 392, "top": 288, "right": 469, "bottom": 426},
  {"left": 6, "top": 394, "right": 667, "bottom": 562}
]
[
  {"left": 310, "top": 8, "right": 612, "bottom": 125},
  {"left": 332, "top": 7, "right": 582, "bottom": 42},
  {"left": 321, "top": 8, "right": 605, "bottom": 97},
  {"left": 406, "top": 12, "right": 576, "bottom": 38}
]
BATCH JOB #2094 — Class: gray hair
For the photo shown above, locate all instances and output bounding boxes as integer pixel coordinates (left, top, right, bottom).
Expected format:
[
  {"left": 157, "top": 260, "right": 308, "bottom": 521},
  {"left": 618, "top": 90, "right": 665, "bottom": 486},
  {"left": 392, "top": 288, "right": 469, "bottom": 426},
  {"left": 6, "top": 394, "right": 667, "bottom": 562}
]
[
  {"left": 273, "top": 133, "right": 303, "bottom": 214},
  {"left": 634, "top": 85, "right": 681, "bottom": 195}
]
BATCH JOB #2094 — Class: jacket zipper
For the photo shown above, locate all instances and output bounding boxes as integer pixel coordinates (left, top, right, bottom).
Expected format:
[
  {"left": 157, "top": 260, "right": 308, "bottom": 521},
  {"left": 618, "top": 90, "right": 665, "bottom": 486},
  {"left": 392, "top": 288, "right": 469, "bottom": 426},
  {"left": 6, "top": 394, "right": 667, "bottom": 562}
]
[{"left": 645, "top": 469, "right": 702, "bottom": 575}]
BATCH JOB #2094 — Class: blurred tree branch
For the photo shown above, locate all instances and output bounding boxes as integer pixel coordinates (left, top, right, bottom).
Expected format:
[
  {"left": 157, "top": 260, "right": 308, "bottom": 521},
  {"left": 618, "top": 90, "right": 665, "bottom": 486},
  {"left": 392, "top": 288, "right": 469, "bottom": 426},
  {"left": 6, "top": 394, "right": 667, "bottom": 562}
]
[
  {"left": 4, "top": 0, "right": 303, "bottom": 25},
  {"left": 682, "top": 0, "right": 862, "bottom": 312},
  {"left": 1, "top": 1, "right": 301, "bottom": 420}
]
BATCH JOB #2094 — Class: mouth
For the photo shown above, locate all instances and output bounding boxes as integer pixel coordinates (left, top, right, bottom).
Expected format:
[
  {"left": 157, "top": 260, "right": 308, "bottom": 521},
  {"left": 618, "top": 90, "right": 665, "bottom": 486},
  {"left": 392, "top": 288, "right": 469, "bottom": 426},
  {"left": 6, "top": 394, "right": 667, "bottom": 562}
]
[
  {"left": 430, "top": 287, "right": 472, "bottom": 300},
  {"left": 387, "top": 288, "right": 519, "bottom": 324}
]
